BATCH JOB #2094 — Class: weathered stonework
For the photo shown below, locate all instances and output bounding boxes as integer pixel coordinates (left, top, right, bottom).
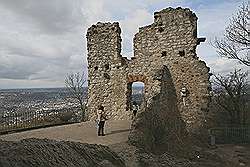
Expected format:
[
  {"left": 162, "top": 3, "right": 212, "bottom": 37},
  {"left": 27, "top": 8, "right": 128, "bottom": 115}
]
[{"left": 86, "top": 7, "right": 211, "bottom": 146}]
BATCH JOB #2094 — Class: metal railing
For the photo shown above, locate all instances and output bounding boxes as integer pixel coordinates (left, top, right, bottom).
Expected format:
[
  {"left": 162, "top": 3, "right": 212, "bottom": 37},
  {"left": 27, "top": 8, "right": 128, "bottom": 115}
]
[
  {"left": 209, "top": 127, "right": 250, "bottom": 144},
  {"left": 0, "top": 108, "right": 82, "bottom": 134}
]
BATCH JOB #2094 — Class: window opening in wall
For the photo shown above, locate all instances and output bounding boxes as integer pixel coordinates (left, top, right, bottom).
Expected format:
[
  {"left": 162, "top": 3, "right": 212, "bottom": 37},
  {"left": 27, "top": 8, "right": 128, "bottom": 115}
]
[
  {"left": 179, "top": 50, "right": 185, "bottom": 57},
  {"left": 161, "top": 51, "right": 167, "bottom": 57},
  {"left": 104, "top": 64, "right": 109, "bottom": 70}
]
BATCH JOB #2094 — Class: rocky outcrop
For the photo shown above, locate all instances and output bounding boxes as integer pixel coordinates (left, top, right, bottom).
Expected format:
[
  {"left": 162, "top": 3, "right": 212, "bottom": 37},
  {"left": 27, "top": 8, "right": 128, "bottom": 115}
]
[{"left": 0, "top": 138, "right": 125, "bottom": 167}]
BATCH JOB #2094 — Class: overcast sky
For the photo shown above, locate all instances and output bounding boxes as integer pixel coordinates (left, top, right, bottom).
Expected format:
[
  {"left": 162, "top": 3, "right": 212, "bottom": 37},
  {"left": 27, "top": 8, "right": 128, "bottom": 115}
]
[{"left": 0, "top": 0, "right": 248, "bottom": 89}]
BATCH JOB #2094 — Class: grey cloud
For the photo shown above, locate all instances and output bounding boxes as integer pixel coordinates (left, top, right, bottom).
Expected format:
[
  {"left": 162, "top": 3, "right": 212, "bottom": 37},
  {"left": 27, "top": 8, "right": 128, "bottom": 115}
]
[
  {"left": 0, "top": 0, "right": 84, "bottom": 34},
  {"left": 0, "top": 47, "right": 81, "bottom": 80},
  {"left": 0, "top": 55, "right": 43, "bottom": 79},
  {"left": 0, "top": 70, "right": 31, "bottom": 80},
  {"left": 0, "top": 0, "right": 88, "bottom": 88}
]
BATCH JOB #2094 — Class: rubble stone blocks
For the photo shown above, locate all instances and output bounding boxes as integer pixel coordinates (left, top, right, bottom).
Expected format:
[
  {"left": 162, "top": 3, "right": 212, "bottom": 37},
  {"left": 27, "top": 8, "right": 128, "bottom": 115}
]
[{"left": 86, "top": 7, "right": 211, "bottom": 149}]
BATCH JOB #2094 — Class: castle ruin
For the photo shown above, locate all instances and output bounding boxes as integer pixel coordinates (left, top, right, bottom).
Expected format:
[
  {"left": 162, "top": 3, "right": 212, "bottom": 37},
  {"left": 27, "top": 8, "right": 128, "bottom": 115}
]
[{"left": 86, "top": 7, "right": 211, "bottom": 140}]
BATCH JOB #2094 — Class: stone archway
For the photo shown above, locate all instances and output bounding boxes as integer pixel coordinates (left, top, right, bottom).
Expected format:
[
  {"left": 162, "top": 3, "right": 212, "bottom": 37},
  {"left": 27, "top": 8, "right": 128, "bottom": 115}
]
[{"left": 126, "top": 75, "right": 147, "bottom": 111}]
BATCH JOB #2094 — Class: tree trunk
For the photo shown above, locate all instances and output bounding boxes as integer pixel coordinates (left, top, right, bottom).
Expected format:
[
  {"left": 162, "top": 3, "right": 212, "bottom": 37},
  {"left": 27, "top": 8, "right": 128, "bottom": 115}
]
[{"left": 79, "top": 100, "right": 85, "bottom": 121}]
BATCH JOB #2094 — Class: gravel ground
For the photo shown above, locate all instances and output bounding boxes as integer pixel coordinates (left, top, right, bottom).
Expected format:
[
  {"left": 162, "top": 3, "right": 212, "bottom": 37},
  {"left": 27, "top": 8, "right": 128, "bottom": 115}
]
[{"left": 0, "top": 120, "right": 132, "bottom": 146}]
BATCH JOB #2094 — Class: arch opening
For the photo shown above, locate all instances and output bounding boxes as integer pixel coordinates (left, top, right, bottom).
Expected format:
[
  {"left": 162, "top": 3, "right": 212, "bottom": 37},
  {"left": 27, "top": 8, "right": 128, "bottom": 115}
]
[
  {"left": 126, "top": 81, "right": 145, "bottom": 113},
  {"left": 131, "top": 82, "right": 145, "bottom": 107}
]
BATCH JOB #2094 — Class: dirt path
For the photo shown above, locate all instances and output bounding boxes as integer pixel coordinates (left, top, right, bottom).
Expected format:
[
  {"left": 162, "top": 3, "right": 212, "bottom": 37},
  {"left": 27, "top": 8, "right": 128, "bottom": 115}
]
[{"left": 0, "top": 120, "right": 132, "bottom": 146}]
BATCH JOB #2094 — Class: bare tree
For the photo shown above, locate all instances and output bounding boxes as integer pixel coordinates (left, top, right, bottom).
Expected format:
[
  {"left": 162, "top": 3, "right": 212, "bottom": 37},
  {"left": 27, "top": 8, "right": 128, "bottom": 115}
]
[
  {"left": 212, "top": 69, "right": 249, "bottom": 126},
  {"left": 65, "top": 72, "right": 86, "bottom": 121},
  {"left": 213, "top": 2, "right": 250, "bottom": 66}
]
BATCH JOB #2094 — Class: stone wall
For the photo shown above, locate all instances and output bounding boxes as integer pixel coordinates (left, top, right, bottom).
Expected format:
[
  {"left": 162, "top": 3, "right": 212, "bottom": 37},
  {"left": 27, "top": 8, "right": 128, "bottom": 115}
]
[
  {"left": 86, "top": 7, "right": 211, "bottom": 145},
  {"left": 87, "top": 22, "right": 130, "bottom": 120}
]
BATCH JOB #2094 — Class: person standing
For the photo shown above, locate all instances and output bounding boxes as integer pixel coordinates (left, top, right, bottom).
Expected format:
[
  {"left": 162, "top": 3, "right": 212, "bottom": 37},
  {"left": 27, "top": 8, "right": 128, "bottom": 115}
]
[
  {"left": 132, "top": 101, "right": 139, "bottom": 117},
  {"left": 97, "top": 106, "right": 107, "bottom": 136}
]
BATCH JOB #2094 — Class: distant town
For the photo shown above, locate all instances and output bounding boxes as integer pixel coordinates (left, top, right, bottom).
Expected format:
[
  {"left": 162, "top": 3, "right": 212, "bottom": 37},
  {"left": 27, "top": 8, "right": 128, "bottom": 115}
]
[{"left": 0, "top": 86, "right": 144, "bottom": 129}]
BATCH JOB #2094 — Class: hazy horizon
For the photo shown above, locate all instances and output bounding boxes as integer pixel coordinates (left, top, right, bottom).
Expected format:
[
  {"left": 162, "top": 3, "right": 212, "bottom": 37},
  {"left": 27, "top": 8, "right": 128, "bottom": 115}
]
[{"left": 0, "top": 84, "right": 145, "bottom": 90}]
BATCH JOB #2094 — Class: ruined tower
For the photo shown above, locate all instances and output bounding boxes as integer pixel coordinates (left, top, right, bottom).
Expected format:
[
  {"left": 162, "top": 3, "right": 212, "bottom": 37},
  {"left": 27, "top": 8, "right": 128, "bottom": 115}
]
[
  {"left": 86, "top": 22, "right": 129, "bottom": 120},
  {"left": 86, "top": 7, "right": 211, "bottom": 140}
]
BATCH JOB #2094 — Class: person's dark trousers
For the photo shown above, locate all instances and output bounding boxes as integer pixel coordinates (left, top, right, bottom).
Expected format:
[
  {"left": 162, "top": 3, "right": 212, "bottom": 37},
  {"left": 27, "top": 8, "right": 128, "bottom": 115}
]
[
  {"left": 98, "top": 121, "right": 105, "bottom": 136},
  {"left": 133, "top": 110, "right": 137, "bottom": 117}
]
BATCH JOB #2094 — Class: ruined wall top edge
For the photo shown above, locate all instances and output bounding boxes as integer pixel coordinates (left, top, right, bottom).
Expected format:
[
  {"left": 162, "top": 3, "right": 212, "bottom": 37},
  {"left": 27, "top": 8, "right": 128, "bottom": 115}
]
[
  {"left": 154, "top": 7, "right": 197, "bottom": 20},
  {"left": 86, "top": 22, "right": 121, "bottom": 37},
  {"left": 137, "top": 7, "right": 198, "bottom": 32}
]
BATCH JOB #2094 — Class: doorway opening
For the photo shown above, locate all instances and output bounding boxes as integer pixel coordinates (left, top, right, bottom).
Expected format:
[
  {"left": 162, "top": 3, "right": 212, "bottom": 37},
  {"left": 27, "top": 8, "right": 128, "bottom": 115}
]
[{"left": 126, "top": 82, "right": 145, "bottom": 112}]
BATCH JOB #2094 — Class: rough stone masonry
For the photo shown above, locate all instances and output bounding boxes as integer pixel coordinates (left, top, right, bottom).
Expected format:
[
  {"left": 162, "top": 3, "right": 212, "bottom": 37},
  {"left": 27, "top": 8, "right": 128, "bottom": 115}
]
[{"left": 86, "top": 7, "right": 211, "bottom": 143}]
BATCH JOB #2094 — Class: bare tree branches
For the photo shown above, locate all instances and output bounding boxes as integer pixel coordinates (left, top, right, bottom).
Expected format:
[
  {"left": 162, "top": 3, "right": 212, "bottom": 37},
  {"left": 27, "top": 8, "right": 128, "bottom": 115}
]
[
  {"left": 226, "top": 3, "right": 250, "bottom": 46},
  {"left": 65, "top": 72, "right": 86, "bottom": 121},
  {"left": 213, "top": 2, "right": 250, "bottom": 66},
  {"left": 212, "top": 69, "right": 249, "bottom": 125}
]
